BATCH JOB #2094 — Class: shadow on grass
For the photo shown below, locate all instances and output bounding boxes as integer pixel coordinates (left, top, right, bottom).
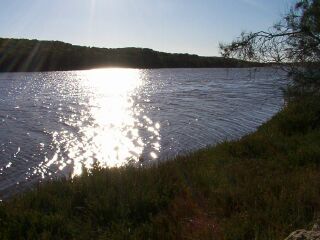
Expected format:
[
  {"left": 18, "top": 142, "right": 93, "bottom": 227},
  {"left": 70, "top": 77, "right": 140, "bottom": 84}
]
[{"left": 1, "top": 96, "right": 320, "bottom": 239}]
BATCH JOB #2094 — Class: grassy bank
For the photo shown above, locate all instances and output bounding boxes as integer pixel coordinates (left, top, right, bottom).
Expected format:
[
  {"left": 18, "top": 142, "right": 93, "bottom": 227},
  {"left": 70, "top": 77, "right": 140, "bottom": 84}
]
[{"left": 1, "top": 95, "right": 320, "bottom": 240}]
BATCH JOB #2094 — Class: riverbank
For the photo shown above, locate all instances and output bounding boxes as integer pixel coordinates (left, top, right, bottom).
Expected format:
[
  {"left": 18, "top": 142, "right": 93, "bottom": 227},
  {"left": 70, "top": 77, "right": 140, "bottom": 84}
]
[{"left": 0, "top": 95, "right": 320, "bottom": 240}]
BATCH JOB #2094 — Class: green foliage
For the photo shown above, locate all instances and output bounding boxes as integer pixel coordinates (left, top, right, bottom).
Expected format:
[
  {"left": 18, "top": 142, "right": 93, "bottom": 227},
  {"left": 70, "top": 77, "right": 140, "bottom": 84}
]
[
  {"left": 0, "top": 38, "right": 260, "bottom": 72},
  {"left": 0, "top": 95, "right": 320, "bottom": 239}
]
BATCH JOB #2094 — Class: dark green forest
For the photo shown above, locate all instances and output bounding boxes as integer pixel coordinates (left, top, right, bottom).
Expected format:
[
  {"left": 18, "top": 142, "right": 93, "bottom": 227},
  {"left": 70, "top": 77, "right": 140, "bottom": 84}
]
[{"left": 0, "top": 38, "right": 261, "bottom": 72}]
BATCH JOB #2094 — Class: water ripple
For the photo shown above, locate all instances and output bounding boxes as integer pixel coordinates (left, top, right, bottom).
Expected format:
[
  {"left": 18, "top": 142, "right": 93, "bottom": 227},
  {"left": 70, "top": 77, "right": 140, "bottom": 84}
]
[{"left": 0, "top": 68, "right": 288, "bottom": 197}]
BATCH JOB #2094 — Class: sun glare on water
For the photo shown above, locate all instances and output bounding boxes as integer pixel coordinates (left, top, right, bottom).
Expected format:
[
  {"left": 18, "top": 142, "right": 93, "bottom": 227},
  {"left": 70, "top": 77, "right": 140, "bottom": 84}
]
[
  {"left": 73, "top": 68, "right": 143, "bottom": 175},
  {"left": 36, "top": 68, "right": 160, "bottom": 178}
]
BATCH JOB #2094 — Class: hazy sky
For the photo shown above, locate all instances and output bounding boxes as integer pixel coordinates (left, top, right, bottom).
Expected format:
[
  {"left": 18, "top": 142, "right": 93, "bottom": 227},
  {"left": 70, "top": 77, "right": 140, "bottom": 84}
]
[{"left": 1, "top": 0, "right": 296, "bottom": 56}]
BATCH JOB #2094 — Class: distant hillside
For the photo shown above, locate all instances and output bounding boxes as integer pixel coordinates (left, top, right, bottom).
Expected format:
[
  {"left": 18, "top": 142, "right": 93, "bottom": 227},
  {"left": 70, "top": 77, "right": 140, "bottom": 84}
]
[{"left": 0, "top": 38, "right": 262, "bottom": 72}]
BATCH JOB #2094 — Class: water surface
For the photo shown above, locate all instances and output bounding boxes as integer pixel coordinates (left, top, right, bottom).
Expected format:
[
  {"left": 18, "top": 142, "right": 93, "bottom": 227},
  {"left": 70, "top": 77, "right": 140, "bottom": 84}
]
[{"left": 0, "top": 68, "right": 287, "bottom": 197}]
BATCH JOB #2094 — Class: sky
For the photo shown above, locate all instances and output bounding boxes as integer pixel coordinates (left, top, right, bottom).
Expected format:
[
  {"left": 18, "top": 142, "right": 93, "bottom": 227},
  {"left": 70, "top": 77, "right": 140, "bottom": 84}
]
[{"left": 0, "top": 0, "right": 297, "bottom": 56}]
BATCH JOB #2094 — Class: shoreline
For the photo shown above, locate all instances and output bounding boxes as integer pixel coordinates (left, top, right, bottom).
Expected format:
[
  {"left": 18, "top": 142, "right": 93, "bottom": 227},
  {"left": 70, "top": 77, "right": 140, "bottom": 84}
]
[
  {"left": 0, "top": 66, "right": 269, "bottom": 74},
  {"left": 1, "top": 95, "right": 319, "bottom": 239}
]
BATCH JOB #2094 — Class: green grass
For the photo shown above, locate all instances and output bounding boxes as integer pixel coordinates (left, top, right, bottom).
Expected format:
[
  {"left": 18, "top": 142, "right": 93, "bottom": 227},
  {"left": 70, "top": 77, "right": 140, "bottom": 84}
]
[{"left": 1, "top": 95, "right": 320, "bottom": 240}]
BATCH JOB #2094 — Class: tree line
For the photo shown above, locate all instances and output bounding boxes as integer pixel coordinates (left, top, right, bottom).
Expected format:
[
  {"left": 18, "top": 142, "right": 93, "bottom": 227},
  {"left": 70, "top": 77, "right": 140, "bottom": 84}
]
[{"left": 0, "top": 38, "right": 261, "bottom": 72}]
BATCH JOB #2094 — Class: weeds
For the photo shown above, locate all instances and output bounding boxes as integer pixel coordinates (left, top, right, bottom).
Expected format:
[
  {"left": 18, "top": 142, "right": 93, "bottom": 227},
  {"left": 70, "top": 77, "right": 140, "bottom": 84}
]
[{"left": 0, "top": 96, "right": 320, "bottom": 239}]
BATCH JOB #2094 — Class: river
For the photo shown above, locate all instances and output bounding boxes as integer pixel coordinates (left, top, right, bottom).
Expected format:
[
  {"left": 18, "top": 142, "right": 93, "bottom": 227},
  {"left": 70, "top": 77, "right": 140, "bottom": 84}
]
[{"left": 0, "top": 68, "right": 287, "bottom": 198}]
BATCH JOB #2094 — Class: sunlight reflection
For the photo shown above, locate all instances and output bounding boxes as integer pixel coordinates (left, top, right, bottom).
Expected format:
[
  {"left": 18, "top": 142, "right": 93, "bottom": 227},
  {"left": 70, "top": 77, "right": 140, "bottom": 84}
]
[
  {"left": 38, "top": 68, "right": 161, "bottom": 178},
  {"left": 72, "top": 68, "right": 143, "bottom": 176}
]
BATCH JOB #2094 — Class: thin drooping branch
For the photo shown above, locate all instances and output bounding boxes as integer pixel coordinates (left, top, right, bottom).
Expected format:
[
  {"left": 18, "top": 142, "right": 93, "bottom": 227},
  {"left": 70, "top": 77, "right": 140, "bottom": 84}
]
[
  {"left": 220, "top": 0, "right": 320, "bottom": 97},
  {"left": 220, "top": 0, "right": 320, "bottom": 64}
]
